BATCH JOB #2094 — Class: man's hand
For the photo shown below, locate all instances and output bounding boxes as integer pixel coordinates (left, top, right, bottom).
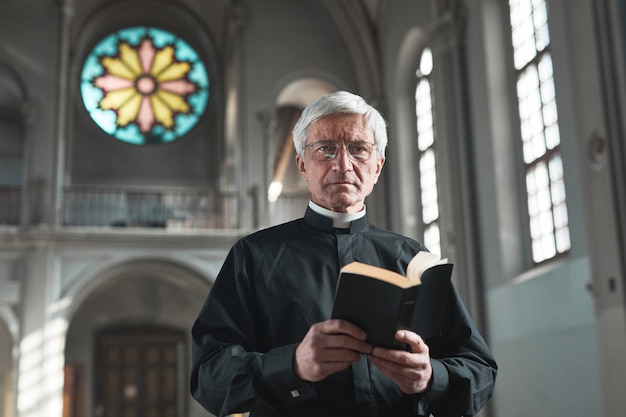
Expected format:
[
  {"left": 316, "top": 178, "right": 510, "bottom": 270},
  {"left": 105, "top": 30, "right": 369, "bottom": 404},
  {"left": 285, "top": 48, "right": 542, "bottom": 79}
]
[
  {"left": 368, "top": 330, "right": 433, "bottom": 394},
  {"left": 294, "top": 319, "right": 373, "bottom": 382}
]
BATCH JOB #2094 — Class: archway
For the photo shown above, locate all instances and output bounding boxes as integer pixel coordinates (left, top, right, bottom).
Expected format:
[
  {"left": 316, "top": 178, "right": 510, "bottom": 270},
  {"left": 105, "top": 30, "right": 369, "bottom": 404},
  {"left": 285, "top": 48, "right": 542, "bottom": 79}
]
[
  {"left": 63, "top": 259, "right": 211, "bottom": 417},
  {"left": 266, "top": 78, "right": 337, "bottom": 224}
]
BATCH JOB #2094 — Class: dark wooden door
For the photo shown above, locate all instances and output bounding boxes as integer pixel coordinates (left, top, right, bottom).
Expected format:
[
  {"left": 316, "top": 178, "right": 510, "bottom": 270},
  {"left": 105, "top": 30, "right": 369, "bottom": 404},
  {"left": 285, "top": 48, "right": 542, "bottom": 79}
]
[{"left": 95, "top": 328, "right": 185, "bottom": 417}]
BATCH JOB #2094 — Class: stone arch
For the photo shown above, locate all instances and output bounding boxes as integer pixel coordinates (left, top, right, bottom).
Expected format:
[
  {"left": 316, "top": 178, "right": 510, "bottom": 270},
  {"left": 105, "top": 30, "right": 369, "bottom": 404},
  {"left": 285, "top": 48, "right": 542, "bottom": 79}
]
[
  {"left": 60, "top": 255, "right": 213, "bottom": 313},
  {"left": 62, "top": 257, "right": 212, "bottom": 416},
  {"left": 264, "top": 77, "right": 338, "bottom": 222},
  {"left": 0, "top": 61, "right": 27, "bottom": 109},
  {"left": 317, "top": 0, "right": 382, "bottom": 100},
  {"left": 275, "top": 78, "right": 338, "bottom": 108},
  {"left": 70, "top": 0, "right": 222, "bottom": 132},
  {"left": 67, "top": 0, "right": 226, "bottom": 190},
  {"left": 387, "top": 26, "right": 430, "bottom": 238}
]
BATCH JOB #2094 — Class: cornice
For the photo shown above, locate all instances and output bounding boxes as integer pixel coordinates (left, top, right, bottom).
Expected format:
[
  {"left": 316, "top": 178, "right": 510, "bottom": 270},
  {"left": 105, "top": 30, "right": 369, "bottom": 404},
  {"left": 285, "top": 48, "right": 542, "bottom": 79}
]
[{"left": 0, "top": 227, "right": 245, "bottom": 250}]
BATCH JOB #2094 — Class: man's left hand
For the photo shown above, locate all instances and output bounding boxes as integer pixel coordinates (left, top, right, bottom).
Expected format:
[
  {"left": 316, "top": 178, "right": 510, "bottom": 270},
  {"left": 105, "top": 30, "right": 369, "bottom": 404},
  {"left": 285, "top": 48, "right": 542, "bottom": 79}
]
[{"left": 367, "top": 330, "right": 432, "bottom": 394}]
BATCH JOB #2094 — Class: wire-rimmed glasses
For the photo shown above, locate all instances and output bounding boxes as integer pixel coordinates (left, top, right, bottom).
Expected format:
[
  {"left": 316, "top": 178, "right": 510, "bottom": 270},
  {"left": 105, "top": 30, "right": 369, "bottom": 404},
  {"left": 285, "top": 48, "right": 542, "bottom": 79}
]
[{"left": 303, "top": 141, "right": 377, "bottom": 161}]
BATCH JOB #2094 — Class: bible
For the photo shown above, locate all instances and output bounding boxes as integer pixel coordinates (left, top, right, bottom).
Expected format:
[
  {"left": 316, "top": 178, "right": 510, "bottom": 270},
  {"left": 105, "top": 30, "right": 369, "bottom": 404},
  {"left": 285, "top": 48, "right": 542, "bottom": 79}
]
[{"left": 331, "top": 251, "right": 453, "bottom": 350}]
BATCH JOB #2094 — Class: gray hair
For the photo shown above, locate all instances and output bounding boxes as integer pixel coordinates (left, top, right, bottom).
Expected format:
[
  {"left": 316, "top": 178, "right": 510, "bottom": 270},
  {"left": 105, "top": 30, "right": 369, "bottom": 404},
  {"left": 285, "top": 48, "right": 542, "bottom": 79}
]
[{"left": 292, "top": 91, "right": 388, "bottom": 159}]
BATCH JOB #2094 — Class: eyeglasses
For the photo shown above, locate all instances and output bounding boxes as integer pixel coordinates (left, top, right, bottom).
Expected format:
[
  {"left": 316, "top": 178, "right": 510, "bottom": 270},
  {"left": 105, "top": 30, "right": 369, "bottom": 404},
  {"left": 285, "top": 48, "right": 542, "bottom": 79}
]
[{"left": 303, "top": 141, "right": 377, "bottom": 161}]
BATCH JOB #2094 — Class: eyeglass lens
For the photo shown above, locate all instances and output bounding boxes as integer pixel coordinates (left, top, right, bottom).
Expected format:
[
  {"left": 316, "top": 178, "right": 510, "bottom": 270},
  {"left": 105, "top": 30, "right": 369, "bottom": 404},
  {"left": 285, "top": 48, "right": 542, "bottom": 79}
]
[{"left": 308, "top": 141, "right": 375, "bottom": 161}]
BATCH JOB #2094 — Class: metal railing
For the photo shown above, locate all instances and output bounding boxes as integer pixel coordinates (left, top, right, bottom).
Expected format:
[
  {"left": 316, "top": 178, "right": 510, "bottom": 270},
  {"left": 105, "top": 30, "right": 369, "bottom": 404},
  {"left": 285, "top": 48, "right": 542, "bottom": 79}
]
[
  {"left": 0, "top": 186, "right": 310, "bottom": 230},
  {"left": 62, "top": 187, "right": 239, "bottom": 230},
  {"left": 267, "top": 191, "right": 310, "bottom": 225}
]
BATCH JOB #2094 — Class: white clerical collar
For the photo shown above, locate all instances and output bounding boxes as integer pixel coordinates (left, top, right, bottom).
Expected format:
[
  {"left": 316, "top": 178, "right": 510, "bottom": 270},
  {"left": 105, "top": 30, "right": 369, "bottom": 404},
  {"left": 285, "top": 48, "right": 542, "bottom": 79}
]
[{"left": 308, "top": 201, "right": 366, "bottom": 229}]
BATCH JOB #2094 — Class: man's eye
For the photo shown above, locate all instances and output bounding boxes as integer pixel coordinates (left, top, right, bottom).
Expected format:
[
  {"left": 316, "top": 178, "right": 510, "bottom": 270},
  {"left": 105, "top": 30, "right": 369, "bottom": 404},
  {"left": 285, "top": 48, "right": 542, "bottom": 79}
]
[
  {"left": 350, "top": 144, "right": 372, "bottom": 155},
  {"left": 350, "top": 145, "right": 367, "bottom": 153},
  {"left": 318, "top": 145, "right": 336, "bottom": 153}
]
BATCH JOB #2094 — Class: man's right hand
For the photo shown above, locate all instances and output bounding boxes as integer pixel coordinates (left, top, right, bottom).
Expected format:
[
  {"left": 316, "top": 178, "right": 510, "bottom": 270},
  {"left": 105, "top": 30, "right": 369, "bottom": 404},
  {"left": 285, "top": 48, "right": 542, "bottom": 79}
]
[{"left": 293, "top": 319, "right": 373, "bottom": 382}]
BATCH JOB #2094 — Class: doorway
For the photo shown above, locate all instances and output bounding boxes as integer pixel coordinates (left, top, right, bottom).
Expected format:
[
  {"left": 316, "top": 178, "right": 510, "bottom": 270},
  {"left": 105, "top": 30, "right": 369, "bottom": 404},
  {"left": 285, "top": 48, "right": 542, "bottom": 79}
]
[{"left": 94, "top": 327, "right": 186, "bottom": 417}]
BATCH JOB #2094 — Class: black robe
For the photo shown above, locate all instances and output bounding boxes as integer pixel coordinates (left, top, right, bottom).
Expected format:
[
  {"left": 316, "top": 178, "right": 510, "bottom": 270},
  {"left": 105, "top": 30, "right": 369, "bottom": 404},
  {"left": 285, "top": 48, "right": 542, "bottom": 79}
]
[{"left": 191, "top": 207, "right": 497, "bottom": 417}]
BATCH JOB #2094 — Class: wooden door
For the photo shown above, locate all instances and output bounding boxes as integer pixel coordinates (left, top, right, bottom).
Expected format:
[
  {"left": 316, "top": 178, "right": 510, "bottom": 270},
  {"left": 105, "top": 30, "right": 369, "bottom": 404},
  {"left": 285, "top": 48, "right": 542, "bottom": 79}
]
[
  {"left": 63, "top": 363, "right": 86, "bottom": 417},
  {"left": 95, "top": 328, "right": 185, "bottom": 417}
]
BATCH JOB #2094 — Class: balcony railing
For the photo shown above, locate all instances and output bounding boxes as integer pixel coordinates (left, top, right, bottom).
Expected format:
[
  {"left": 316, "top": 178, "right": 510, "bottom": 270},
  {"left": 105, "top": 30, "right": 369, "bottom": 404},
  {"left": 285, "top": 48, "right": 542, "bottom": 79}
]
[
  {"left": 62, "top": 187, "right": 239, "bottom": 230},
  {"left": 267, "top": 191, "right": 311, "bottom": 225},
  {"left": 0, "top": 186, "right": 311, "bottom": 230}
]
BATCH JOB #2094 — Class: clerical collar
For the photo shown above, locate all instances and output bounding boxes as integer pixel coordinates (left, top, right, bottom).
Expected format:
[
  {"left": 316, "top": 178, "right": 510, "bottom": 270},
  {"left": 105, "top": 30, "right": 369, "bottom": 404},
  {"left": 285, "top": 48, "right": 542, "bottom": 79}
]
[{"left": 308, "top": 201, "right": 366, "bottom": 229}]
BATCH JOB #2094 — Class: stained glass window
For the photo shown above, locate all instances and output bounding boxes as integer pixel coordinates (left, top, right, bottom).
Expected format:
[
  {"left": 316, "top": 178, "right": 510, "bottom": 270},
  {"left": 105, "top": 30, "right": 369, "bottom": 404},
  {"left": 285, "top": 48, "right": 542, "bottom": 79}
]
[{"left": 80, "top": 27, "right": 209, "bottom": 145}]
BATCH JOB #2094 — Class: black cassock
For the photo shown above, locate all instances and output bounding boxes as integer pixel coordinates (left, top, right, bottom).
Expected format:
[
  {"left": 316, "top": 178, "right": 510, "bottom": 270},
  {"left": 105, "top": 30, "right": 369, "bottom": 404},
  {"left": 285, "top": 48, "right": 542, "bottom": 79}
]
[{"left": 191, "top": 207, "right": 497, "bottom": 417}]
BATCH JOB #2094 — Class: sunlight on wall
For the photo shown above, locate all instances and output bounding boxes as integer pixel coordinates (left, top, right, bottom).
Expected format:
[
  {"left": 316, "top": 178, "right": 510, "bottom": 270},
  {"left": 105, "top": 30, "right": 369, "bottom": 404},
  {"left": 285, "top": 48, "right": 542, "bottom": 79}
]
[
  {"left": 18, "top": 318, "right": 67, "bottom": 417},
  {"left": 0, "top": 315, "right": 15, "bottom": 417}
]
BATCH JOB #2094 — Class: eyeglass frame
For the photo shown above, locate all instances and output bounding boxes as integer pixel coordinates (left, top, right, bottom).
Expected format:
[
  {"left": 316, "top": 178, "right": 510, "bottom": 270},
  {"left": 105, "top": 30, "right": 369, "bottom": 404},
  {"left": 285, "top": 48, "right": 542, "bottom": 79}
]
[{"left": 303, "top": 140, "right": 379, "bottom": 162}]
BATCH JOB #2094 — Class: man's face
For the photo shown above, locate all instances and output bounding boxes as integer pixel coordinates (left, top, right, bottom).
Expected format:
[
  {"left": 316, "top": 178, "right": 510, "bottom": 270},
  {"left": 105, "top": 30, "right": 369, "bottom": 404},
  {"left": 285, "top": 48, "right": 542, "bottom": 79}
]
[{"left": 295, "top": 113, "right": 385, "bottom": 213}]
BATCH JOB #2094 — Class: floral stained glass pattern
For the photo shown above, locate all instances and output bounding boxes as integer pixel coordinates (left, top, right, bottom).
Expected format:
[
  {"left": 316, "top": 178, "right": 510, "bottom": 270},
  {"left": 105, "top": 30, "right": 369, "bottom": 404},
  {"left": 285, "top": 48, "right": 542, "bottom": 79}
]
[{"left": 81, "top": 27, "right": 209, "bottom": 144}]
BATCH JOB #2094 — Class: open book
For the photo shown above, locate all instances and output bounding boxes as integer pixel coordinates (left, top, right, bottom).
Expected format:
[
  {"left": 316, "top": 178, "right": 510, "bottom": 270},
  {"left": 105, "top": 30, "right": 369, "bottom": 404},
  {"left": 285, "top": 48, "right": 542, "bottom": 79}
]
[{"left": 331, "top": 251, "right": 453, "bottom": 350}]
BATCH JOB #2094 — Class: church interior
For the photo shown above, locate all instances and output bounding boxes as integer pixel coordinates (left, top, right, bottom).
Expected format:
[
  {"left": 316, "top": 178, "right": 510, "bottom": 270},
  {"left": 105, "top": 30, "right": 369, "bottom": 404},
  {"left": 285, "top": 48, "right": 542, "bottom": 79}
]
[{"left": 1, "top": 0, "right": 626, "bottom": 416}]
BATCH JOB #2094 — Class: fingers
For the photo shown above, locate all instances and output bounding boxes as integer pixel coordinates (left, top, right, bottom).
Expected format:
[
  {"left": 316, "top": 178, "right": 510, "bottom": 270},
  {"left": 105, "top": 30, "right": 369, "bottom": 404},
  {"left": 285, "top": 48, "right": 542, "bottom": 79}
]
[
  {"left": 369, "top": 330, "right": 428, "bottom": 359},
  {"left": 397, "top": 330, "right": 428, "bottom": 354},
  {"left": 369, "top": 354, "right": 432, "bottom": 394},
  {"left": 321, "top": 319, "right": 368, "bottom": 341},
  {"left": 368, "top": 330, "right": 432, "bottom": 394},
  {"left": 294, "top": 320, "right": 372, "bottom": 382}
]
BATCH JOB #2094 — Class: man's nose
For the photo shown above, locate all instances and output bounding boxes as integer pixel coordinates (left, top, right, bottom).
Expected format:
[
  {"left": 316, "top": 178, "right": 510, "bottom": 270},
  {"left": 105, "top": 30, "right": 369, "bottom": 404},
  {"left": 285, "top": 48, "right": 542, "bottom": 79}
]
[{"left": 332, "top": 145, "right": 353, "bottom": 171}]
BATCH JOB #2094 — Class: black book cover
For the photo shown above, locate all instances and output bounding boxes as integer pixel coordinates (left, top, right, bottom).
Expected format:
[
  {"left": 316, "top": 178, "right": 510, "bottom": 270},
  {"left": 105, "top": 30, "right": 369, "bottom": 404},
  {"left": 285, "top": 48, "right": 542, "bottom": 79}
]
[{"left": 331, "top": 263, "right": 453, "bottom": 350}]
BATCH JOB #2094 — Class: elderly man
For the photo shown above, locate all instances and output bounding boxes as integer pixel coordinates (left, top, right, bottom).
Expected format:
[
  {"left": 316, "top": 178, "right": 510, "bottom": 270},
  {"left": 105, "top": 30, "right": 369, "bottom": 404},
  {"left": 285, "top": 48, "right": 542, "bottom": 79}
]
[{"left": 190, "top": 91, "right": 497, "bottom": 417}]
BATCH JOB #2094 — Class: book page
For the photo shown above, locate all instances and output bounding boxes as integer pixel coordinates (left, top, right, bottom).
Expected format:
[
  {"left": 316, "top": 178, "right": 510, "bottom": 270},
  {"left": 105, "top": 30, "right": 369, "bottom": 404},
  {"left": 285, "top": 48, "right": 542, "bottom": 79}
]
[
  {"left": 340, "top": 262, "right": 413, "bottom": 288},
  {"left": 406, "top": 251, "right": 448, "bottom": 284}
]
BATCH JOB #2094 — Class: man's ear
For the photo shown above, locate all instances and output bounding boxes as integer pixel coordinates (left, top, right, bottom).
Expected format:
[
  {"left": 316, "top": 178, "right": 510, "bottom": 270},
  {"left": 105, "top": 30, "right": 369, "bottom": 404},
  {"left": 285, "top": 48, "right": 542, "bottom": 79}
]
[
  {"left": 295, "top": 154, "right": 307, "bottom": 181},
  {"left": 373, "top": 157, "right": 385, "bottom": 183}
]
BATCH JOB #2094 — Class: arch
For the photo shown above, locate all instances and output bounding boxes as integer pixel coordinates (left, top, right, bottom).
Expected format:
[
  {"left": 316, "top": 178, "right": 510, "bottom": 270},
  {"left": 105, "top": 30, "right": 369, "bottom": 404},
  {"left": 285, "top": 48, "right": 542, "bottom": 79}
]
[
  {"left": 61, "top": 256, "right": 213, "bottom": 319},
  {"left": 0, "top": 61, "right": 27, "bottom": 135},
  {"left": 71, "top": 0, "right": 222, "bottom": 63},
  {"left": 0, "top": 61, "right": 27, "bottom": 111},
  {"left": 394, "top": 26, "right": 429, "bottom": 132},
  {"left": 66, "top": 0, "right": 226, "bottom": 189},
  {"left": 64, "top": 257, "right": 211, "bottom": 329},
  {"left": 263, "top": 77, "right": 338, "bottom": 221},
  {"left": 387, "top": 26, "right": 430, "bottom": 238},
  {"left": 275, "top": 78, "right": 337, "bottom": 108},
  {"left": 62, "top": 257, "right": 213, "bottom": 417},
  {"left": 317, "top": 0, "right": 382, "bottom": 100},
  {"left": 71, "top": 0, "right": 221, "bottom": 123}
]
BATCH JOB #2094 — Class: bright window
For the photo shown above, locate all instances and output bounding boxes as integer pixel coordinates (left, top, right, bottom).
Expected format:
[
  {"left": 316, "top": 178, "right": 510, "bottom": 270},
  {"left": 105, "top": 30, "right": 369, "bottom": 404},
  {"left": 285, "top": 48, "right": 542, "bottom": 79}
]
[
  {"left": 80, "top": 27, "right": 209, "bottom": 145},
  {"left": 415, "top": 47, "right": 441, "bottom": 256},
  {"left": 509, "top": 0, "right": 570, "bottom": 263}
]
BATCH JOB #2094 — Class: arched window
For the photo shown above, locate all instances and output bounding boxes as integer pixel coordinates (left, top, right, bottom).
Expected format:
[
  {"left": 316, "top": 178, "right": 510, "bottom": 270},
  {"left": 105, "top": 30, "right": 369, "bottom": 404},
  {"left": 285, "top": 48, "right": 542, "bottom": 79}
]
[
  {"left": 415, "top": 47, "right": 441, "bottom": 256},
  {"left": 509, "top": 0, "right": 571, "bottom": 263},
  {"left": 80, "top": 27, "right": 209, "bottom": 145}
]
